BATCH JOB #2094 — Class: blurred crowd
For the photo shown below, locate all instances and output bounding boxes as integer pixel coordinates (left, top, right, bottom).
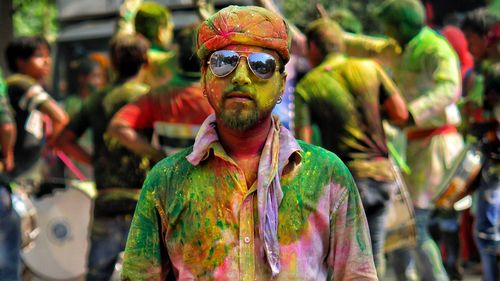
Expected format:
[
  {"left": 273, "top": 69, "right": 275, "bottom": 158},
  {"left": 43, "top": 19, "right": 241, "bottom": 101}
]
[{"left": 0, "top": 0, "right": 498, "bottom": 280}]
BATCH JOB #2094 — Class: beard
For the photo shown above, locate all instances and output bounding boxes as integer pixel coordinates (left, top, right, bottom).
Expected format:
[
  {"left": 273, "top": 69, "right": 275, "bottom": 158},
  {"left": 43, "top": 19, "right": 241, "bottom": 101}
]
[{"left": 218, "top": 101, "right": 260, "bottom": 131}]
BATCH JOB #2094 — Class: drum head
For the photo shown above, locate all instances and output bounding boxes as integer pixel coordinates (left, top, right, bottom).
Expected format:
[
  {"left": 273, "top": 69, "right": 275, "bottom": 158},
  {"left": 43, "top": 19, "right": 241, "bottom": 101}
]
[{"left": 21, "top": 187, "right": 93, "bottom": 280}]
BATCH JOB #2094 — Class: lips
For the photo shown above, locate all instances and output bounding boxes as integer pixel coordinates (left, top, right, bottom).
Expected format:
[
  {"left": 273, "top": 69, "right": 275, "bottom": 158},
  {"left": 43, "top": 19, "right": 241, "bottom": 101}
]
[{"left": 225, "top": 91, "right": 254, "bottom": 101}]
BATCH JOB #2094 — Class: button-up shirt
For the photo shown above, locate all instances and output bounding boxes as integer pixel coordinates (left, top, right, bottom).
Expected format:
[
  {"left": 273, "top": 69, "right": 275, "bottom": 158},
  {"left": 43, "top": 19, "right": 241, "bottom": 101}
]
[{"left": 122, "top": 115, "right": 377, "bottom": 281}]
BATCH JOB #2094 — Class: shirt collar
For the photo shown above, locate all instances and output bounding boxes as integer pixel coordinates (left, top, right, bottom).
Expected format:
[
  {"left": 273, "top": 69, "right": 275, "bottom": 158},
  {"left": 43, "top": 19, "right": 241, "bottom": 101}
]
[{"left": 186, "top": 114, "right": 302, "bottom": 174}]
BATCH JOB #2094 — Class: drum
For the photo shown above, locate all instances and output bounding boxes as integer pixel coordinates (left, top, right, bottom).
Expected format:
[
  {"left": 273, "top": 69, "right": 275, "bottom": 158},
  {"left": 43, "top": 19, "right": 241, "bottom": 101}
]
[
  {"left": 434, "top": 143, "right": 484, "bottom": 210},
  {"left": 21, "top": 184, "right": 94, "bottom": 280},
  {"left": 11, "top": 187, "right": 39, "bottom": 251},
  {"left": 384, "top": 162, "right": 417, "bottom": 253}
]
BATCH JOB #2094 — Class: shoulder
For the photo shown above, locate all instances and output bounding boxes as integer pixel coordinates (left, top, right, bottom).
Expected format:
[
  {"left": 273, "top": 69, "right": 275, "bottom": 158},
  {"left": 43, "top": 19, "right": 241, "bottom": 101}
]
[
  {"left": 297, "top": 141, "right": 354, "bottom": 187},
  {"left": 417, "top": 28, "right": 456, "bottom": 58},
  {"left": 6, "top": 74, "right": 37, "bottom": 92},
  {"left": 143, "top": 147, "right": 195, "bottom": 190}
]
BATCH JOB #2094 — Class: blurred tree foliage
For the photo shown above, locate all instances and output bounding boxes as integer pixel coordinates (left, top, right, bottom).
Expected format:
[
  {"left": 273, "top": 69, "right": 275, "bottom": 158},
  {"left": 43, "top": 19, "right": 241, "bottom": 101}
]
[
  {"left": 283, "top": 0, "right": 386, "bottom": 35},
  {"left": 13, "top": 0, "right": 58, "bottom": 41}
]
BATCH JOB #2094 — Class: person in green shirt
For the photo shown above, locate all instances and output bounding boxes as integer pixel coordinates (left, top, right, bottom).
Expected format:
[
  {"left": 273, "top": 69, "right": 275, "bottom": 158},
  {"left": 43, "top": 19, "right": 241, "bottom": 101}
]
[
  {"left": 121, "top": 5, "right": 377, "bottom": 281},
  {"left": 376, "top": 1, "right": 464, "bottom": 280}
]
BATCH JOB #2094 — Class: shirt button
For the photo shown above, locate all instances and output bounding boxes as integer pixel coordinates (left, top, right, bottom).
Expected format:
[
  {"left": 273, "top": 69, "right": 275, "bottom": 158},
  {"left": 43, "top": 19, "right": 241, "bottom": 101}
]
[{"left": 244, "top": 237, "right": 251, "bottom": 244}]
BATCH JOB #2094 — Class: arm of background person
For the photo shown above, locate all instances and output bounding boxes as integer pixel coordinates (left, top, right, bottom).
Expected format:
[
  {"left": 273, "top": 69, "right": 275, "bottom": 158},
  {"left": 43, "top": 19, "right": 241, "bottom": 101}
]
[
  {"left": 107, "top": 119, "right": 165, "bottom": 163},
  {"left": 107, "top": 99, "right": 164, "bottom": 163},
  {"left": 376, "top": 62, "right": 409, "bottom": 126},
  {"left": 0, "top": 123, "right": 16, "bottom": 172},
  {"left": 343, "top": 32, "right": 400, "bottom": 69},
  {"left": 38, "top": 99, "right": 69, "bottom": 146},
  {"left": 55, "top": 129, "right": 92, "bottom": 165},
  {"left": 0, "top": 93, "right": 16, "bottom": 172}
]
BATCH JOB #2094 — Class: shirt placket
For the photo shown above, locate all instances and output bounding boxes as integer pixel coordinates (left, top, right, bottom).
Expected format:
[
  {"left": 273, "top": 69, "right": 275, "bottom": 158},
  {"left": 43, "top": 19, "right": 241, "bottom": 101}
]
[{"left": 238, "top": 180, "right": 256, "bottom": 281}]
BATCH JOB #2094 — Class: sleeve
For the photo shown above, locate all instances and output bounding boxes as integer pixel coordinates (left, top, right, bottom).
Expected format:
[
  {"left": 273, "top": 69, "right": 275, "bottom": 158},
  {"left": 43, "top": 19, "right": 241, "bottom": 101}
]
[
  {"left": 326, "top": 163, "right": 378, "bottom": 280},
  {"left": 18, "top": 84, "right": 51, "bottom": 112},
  {"left": 114, "top": 95, "right": 154, "bottom": 129},
  {"left": 343, "top": 32, "right": 400, "bottom": 69},
  {"left": 121, "top": 168, "right": 171, "bottom": 280},
  {"left": 408, "top": 50, "right": 461, "bottom": 126}
]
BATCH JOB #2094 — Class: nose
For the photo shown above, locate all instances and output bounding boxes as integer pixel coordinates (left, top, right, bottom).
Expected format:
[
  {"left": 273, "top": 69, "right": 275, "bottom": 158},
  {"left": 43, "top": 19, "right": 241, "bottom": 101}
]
[{"left": 231, "top": 58, "right": 251, "bottom": 86}]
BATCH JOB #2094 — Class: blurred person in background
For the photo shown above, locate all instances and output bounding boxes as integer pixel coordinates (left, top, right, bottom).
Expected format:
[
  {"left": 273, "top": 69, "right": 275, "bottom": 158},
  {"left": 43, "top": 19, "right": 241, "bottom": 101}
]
[
  {"left": 471, "top": 22, "right": 500, "bottom": 281},
  {"left": 63, "top": 56, "right": 108, "bottom": 180},
  {"left": 0, "top": 35, "right": 68, "bottom": 281},
  {"left": 3, "top": 36, "right": 68, "bottom": 189},
  {"left": 133, "top": 1, "right": 177, "bottom": 90},
  {"left": 295, "top": 18, "right": 408, "bottom": 278},
  {"left": 56, "top": 33, "right": 151, "bottom": 281},
  {"left": 376, "top": 0, "right": 464, "bottom": 280},
  {"left": 425, "top": 24, "right": 476, "bottom": 281},
  {"left": 108, "top": 24, "right": 213, "bottom": 161},
  {"left": 65, "top": 57, "right": 108, "bottom": 117}
]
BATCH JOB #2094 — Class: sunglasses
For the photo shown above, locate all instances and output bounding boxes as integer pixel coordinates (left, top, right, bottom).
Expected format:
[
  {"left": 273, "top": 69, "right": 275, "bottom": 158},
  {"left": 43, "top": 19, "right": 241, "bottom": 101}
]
[{"left": 208, "top": 50, "right": 278, "bottom": 79}]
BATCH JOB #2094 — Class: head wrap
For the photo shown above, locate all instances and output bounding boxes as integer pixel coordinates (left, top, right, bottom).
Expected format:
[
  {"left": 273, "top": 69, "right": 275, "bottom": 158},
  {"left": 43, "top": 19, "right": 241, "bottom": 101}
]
[
  {"left": 306, "top": 18, "right": 345, "bottom": 54},
  {"left": 134, "top": 1, "right": 172, "bottom": 42},
  {"left": 196, "top": 5, "right": 291, "bottom": 63},
  {"left": 376, "top": 0, "right": 425, "bottom": 29}
]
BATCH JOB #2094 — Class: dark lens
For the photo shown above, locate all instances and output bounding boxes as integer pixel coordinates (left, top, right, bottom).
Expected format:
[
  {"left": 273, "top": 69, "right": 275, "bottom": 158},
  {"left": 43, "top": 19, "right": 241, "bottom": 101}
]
[
  {"left": 209, "top": 50, "right": 239, "bottom": 77},
  {"left": 248, "top": 53, "right": 276, "bottom": 79}
]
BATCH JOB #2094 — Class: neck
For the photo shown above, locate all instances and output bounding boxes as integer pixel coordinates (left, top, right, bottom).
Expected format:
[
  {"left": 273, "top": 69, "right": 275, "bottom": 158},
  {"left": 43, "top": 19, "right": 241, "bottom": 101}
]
[{"left": 216, "top": 115, "right": 272, "bottom": 159}]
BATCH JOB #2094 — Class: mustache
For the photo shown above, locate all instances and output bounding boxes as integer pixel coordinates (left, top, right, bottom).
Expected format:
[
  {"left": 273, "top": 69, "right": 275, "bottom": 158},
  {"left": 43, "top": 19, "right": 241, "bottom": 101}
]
[{"left": 222, "top": 86, "right": 255, "bottom": 99}]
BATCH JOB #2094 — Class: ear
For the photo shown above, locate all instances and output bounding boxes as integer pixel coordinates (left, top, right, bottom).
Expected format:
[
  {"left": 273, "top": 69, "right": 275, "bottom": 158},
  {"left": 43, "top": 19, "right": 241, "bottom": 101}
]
[{"left": 280, "top": 71, "right": 287, "bottom": 94}]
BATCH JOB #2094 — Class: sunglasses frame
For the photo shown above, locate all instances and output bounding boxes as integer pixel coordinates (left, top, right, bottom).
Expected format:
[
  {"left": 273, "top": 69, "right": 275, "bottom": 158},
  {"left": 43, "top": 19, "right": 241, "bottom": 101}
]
[{"left": 207, "top": 50, "right": 279, "bottom": 80}]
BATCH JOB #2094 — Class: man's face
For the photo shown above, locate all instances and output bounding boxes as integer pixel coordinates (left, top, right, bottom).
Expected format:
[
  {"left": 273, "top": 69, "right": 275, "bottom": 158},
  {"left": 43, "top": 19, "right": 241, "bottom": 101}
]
[
  {"left": 203, "top": 45, "right": 286, "bottom": 131},
  {"left": 17, "top": 44, "right": 51, "bottom": 80},
  {"left": 464, "top": 29, "right": 487, "bottom": 60}
]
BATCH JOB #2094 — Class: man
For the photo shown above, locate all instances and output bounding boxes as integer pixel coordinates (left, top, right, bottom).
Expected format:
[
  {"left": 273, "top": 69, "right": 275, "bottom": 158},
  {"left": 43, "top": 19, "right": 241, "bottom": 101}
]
[
  {"left": 294, "top": 18, "right": 408, "bottom": 278},
  {"left": 56, "top": 33, "right": 151, "bottom": 280},
  {"left": 376, "top": 1, "right": 464, "bottom": 280},
  {"left": 121, "top": 5, "right": 377, "bottom": 280},
  {"left": 108, "top": 25, "right": 213, "bottom": 160}
]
